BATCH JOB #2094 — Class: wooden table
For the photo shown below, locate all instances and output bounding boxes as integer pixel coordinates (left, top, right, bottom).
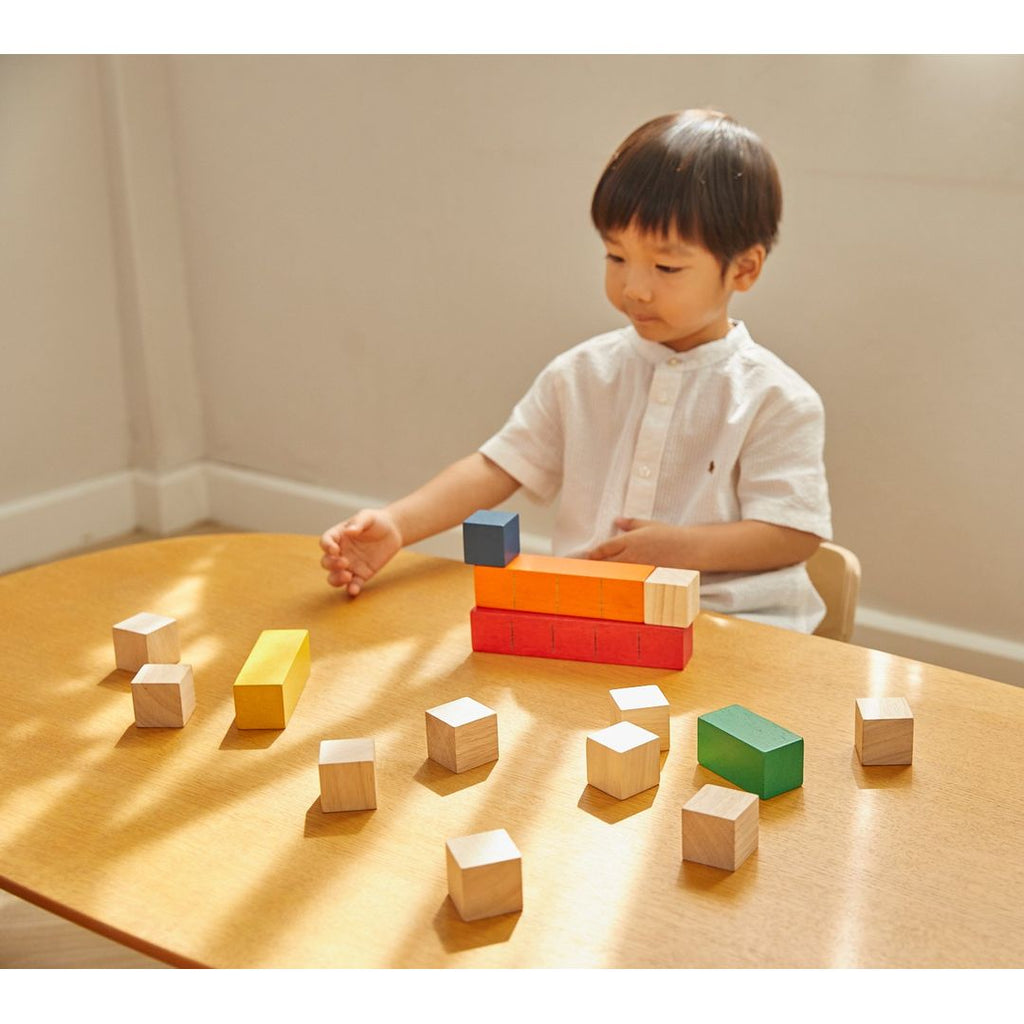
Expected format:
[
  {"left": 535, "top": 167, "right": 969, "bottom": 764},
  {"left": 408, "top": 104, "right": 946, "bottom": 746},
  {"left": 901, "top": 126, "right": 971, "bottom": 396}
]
[{"left": 2, "top": 534, "right": 1022, "bottom": 968}]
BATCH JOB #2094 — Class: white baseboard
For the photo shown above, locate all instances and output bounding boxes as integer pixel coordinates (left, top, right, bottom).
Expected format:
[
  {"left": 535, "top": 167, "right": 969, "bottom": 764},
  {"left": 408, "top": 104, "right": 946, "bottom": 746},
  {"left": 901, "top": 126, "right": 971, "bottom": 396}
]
[
  {"left": 0, "top": 471, "right": 138, "bottom": 573},
  {"left": 3, "top": 461, "right": 1020, "bottom": 686},
  {"left": 133, "top": 463, "right": 209, "bottom": 536}
]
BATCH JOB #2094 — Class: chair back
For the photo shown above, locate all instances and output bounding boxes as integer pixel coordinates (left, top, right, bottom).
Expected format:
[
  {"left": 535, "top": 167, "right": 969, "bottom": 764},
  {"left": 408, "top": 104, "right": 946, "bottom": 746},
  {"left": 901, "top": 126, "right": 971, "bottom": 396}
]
[{"left": 806, "top": 541, "right": 862, "bottom": 642}]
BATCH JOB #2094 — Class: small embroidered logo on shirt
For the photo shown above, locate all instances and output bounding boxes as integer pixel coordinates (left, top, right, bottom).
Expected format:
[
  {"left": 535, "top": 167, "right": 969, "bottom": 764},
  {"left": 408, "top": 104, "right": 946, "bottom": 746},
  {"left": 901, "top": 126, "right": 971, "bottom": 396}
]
[{"left": 708, "top": 461, "right": 715, "bottom": 473}]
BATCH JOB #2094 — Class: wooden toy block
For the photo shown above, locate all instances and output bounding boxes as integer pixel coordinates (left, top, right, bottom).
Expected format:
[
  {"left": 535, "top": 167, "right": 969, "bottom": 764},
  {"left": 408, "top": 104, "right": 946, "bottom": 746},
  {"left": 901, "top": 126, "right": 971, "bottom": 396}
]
[
  {"left": 319, "top": 738, "right": 377, "bottom": 812},
  {"left": 474, "top": 565, "right": 515, "bottom": 609},
  {"left": 697, "top": 704, "right": 803, "bottom": 799},
  {"left": 233, "top": 629, "right": 310, "bottom": 730},
  {"left": 469, "top": 606, "right": 690, "bottom": 669},
  {"left": 586, "top": 721, "right": 660, "bottom": 800},
  {"left": 594, "top": 619, "right": 642, "bottom": 666},
  {"left": 446, "top": 828, "right": 522, "bottom": 921},
  {"left": 644, "top": 567, "right": 700, "bottom": 627},
  {"left": 113, "top": 612, "right": 180, "bottom": 673},
  {"left": 130, "top": 663, "right": 195, "bottom": 728},
  {"left": 470, "top": 606, "right": 514, "bottom": 654},
  {"left": 507, "top": 555, "right": 559, "bottom": 614},
  {"left": 554, "top": 572, "right": 603, "bottom": 619},
  {"left": 639, "top": 622, "right": 693, "bottom": 670},
  {"left": 552, "top": 615, "right": 597, "bottom": 661},
  {"left": 512, "top": 613, "right": 555, "bottom": 658},
  {"left": 609, "top": 684, "right": 670, "bottom": 750},
  {"left": 855, "top": 697, "right": 914, "bottom": 765},
  {"left": 681, "top": 784, "right": 759, "bottom": 871},
  {"left": 472, "top": 553, "right": 654, "bottom": 624},
  {"left": 462, "top": 510, "right": 520, "bottom": 567},
  {"left": 425, "top": 696, "right": 498, "bottom": 773}
]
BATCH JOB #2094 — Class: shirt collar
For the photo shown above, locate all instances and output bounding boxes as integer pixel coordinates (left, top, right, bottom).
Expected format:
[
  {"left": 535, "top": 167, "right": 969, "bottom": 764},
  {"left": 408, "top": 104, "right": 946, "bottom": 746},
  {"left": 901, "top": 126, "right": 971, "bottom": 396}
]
[{"left": 628, "top": 320, "right": 750, "bottom": 369}]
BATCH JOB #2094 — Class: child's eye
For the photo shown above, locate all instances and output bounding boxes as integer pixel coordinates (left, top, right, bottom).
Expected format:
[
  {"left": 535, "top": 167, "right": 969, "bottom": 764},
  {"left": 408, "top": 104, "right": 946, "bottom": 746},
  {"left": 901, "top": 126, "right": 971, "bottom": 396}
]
[
  {"left": 604, "top": 253, "right": 625, "bottom": 264},
  {"left": 656, "top": 264, "right": 684, "bottom": 274}
]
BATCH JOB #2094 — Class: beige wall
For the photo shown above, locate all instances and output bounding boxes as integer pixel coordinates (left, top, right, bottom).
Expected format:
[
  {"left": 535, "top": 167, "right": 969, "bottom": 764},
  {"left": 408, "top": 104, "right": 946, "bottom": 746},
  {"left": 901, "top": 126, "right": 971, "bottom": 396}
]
[
  {"left": 2, "top": 55, "right": 1022, "bottom": 680},
  {"left": 0, "top": 55, "right": 130, "bottom": 499}
]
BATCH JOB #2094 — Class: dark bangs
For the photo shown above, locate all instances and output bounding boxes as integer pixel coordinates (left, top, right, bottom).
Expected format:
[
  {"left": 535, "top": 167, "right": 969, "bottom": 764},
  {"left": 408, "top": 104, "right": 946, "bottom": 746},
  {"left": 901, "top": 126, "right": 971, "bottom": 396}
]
[{"left": 591, "top": 111, "right": 782, "bottom": 269}]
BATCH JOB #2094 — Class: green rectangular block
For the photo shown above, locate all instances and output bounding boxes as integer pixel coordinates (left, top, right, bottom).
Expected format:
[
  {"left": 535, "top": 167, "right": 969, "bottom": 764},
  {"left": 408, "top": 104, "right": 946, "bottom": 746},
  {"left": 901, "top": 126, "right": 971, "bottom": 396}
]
[{"left": 697, "top": 704, "right": 803, "bottom": 799}]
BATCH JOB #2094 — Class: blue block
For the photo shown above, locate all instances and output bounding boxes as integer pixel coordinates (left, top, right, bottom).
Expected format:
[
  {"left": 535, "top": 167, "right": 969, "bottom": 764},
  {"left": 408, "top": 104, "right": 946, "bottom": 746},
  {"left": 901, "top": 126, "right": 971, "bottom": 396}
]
[{"left": 462, "top": 510, "right": 520, "bottom": 567}]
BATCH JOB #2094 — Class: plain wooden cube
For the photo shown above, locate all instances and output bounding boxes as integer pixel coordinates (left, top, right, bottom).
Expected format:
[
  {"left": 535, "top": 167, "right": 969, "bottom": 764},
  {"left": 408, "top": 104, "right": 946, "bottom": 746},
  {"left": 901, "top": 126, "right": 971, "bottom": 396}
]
[
  {"left": 425, "top": 696, "right": 498, "bottom": 773},
  {"left": 113, "top": 612, "right": 180, "bottom": 673},
  {"left": 446, "top": 828, "right": 522, "bottom": 921},
  {"left": 130, "top": 663, "right": 195, "bottom": 728},
  {"left": 855, "top": 697, "right": 914, "bottom": 765},
  {"left": 681, "top": 784, "right": 759, "bottom": 871},
  {"left": 319, "top": 738, "right": 377, "bottom": 812},
  {"left": 609, "top": 684, "right": 670, "bottom": 751},
  {"left": 643, "top": 567, "right": 700, "bottom": 628},
  {"left": 586, "top": 721, "right": 660, "bottom": 800}
]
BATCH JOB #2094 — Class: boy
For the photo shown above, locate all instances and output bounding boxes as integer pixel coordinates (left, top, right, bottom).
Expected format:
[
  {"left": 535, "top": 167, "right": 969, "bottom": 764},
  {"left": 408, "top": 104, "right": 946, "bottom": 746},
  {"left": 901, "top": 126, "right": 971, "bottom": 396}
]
[{"left": 321, "top": 110, "right": 832, "bottom": 632}]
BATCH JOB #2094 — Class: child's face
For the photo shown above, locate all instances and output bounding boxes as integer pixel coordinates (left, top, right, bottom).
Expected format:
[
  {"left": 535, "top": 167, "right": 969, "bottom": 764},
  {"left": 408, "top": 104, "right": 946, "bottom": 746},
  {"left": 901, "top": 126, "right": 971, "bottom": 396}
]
[{"left": 601, "top": 223, "right": 759, "bottom": 352}]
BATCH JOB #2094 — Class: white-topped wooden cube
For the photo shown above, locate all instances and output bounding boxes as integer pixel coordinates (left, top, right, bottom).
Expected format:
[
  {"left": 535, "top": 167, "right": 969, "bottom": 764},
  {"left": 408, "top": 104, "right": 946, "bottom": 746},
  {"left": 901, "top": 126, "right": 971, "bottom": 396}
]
[
  {"left": 643, "top": 567, "right": 700, "bottom": 628},
  {"left": 855, "top": 697, "right": 914, "bottom": 765},
  {"left": 609, "top": 684, "right": 670, "bottom": 750},
  {"left": 681, "top": 783, "right": 759, "bottom": 871},
  {"left": 586, "top": 720, "right": 660, "bottom": 800},
  {"left": 425, "top": 696, "right": 498, "bottom": 773},
  {"left": 446, "top": 828, "right": 522, "bottom": 921},
  {"left": 130, "top": 663, "right": 195, "bottom": 728},
  {"left": 319, "top": 738, "right": 377, "bottom": 812},
  {"left": 113, "top": 612, "right": 180, "bottom": 673}
]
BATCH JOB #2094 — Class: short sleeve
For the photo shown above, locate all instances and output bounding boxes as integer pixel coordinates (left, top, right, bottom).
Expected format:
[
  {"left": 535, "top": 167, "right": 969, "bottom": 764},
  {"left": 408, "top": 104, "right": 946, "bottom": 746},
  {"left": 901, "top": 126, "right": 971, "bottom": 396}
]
[
  {"left": 736, "top": 387, "right": 833, "bottom": 539},
  {"left": 479, "top": 359, "right": 566, "bottom": 505}
]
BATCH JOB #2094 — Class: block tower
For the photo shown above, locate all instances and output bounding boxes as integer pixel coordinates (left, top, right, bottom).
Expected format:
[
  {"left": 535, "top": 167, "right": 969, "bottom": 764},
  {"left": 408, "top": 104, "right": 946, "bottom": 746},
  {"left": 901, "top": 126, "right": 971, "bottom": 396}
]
[{"left": 462, "top": 510, "right": 698, "bottom": 670}]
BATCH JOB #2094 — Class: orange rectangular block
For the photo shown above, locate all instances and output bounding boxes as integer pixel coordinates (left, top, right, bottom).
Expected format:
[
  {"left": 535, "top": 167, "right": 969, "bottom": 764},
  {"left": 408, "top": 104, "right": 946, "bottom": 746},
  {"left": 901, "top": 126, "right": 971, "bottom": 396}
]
[
  {"left": 474, "top": 565, "right": 514, "bottom": 609},
  {"left": 514, "top": 569, "right": 558, "bottom": 614},
  {"left": 555, "top": 573, "right": 602, "bottom": 617}
]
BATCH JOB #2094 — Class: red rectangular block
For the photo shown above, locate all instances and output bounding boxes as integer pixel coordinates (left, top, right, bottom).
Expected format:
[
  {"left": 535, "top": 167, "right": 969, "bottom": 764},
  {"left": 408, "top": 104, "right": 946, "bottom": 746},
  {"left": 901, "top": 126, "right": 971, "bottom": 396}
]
[
  {"left": 469, "top": 607, "right": 692, "bottom": 670},
  {"left": 595, "top": 620, "right": 642, "bottom": 666},
  {"left": 552, "top": 616, "right": 598, "bottom": 661},
  {"left": 470, "top": 607, "right": 514, "bottom": 654},
  {"left": 639, "top": 623, "right": 693, "bottom": 670},
  {"left": 512, "top": 613, "right": 555, "bottom": 657}
]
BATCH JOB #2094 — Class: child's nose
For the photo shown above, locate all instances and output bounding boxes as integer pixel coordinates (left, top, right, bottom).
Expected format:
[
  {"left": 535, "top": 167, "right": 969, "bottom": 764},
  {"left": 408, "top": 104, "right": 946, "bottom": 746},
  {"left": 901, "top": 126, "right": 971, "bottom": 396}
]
[{"left": 623, "top": 269, "right": 653, "bottom": 302}]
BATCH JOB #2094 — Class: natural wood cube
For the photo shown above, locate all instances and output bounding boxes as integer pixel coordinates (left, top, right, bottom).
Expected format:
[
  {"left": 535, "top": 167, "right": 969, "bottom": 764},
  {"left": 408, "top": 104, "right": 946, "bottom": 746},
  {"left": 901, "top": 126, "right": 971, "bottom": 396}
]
[
  {"left": 130, "top": 663, "right": 195, "bottom": 728},
  {"left": 681, "top": 783, "right": 759, "bottom": 871},
  {"left": 319, "top": 738, "right": 377, "bottom": 812},
  {"left": 855, "top": 697, "right": 914, "bottom": 765},
  {"left": 644, "top": 567, "right": 700, "bottom": 627},
  {"left": 609, "top": 684, "right": 670, "bottom": 750},
  {"left": 113, "top": 612, "right": 180, "bottom": 673},
  {"left": 446, "top": 828, "right": 522, "bottom": 921},
  {"left": 586, "top": 720, "right": 660, "bottom": 800},
  {"left": 425, "top": 696, "right": 498, "bottom": 773}
]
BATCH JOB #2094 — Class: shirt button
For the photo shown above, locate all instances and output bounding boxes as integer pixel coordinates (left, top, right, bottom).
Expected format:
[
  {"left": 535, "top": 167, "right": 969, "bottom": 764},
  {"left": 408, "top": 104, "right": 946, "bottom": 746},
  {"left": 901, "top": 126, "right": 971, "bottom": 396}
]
[
  {"left": 667, "top": 357, "right": 680, "bottom": 367},
  {"left": 637, "top": 464, "right": 652, "bottom": 479},
  {"left": 656, "top": 390, "right": 671, "bottom": 404}
]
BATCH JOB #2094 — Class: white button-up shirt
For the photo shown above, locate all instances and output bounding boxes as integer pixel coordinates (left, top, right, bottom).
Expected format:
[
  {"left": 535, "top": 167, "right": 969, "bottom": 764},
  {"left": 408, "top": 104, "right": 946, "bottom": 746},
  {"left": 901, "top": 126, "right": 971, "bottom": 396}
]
[{"left": 479, "top": 321, "right": 833, "bottom": 633}]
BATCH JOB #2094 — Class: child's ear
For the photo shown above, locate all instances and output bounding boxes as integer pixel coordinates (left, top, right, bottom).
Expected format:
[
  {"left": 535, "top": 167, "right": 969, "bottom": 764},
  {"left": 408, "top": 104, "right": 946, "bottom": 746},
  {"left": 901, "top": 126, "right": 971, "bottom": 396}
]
[{"left": 728, "top": 245, "right": 766, "bottom": 292}]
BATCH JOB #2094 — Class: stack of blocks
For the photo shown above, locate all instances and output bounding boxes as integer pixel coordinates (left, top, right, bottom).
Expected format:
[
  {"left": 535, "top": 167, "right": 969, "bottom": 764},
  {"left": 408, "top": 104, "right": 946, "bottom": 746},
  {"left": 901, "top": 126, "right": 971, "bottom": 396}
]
[
  {"left": 114, "top": 612, "right": 196, "bottom": 729},
  {"left": 463, "top": 510, "right": 699, "bottom": 670}
]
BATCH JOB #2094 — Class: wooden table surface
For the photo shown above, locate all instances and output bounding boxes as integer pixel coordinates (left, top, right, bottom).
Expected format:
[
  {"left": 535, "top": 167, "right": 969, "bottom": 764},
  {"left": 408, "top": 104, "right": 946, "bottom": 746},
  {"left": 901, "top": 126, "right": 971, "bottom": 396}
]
[{"left": 1, "top": 534, "right": 1022, "bottom": 968}]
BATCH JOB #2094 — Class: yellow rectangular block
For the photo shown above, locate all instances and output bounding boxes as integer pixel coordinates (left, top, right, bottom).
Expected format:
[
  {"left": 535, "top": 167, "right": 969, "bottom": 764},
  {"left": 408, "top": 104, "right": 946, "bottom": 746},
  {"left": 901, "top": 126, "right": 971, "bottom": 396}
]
[{"left": 233, "top": 629, "right": 310, "bottom": 729}]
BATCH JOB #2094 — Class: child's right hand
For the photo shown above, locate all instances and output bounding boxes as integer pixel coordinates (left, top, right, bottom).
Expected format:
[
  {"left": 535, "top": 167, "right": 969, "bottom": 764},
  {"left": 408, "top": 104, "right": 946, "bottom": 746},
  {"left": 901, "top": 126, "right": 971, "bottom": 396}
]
[{"left": 319, "top": 509, "right": 403, "bottom": 597}]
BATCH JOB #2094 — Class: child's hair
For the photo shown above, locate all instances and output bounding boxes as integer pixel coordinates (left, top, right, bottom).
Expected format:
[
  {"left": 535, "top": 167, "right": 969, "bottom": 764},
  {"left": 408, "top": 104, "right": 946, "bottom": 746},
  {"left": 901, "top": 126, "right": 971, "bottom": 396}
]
[{"left": 590, "top": 109, "right": 782, "bottom": 271}]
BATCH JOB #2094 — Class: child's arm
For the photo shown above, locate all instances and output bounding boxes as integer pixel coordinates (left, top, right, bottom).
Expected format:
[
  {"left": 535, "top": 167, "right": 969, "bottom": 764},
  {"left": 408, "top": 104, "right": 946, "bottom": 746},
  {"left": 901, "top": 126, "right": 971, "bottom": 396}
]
[
  {"left": 586, "top": 516, "right": 820, "bottom": 572},
  {"left": 320, "top": 453, "right": 520, "bottom": 596}
]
